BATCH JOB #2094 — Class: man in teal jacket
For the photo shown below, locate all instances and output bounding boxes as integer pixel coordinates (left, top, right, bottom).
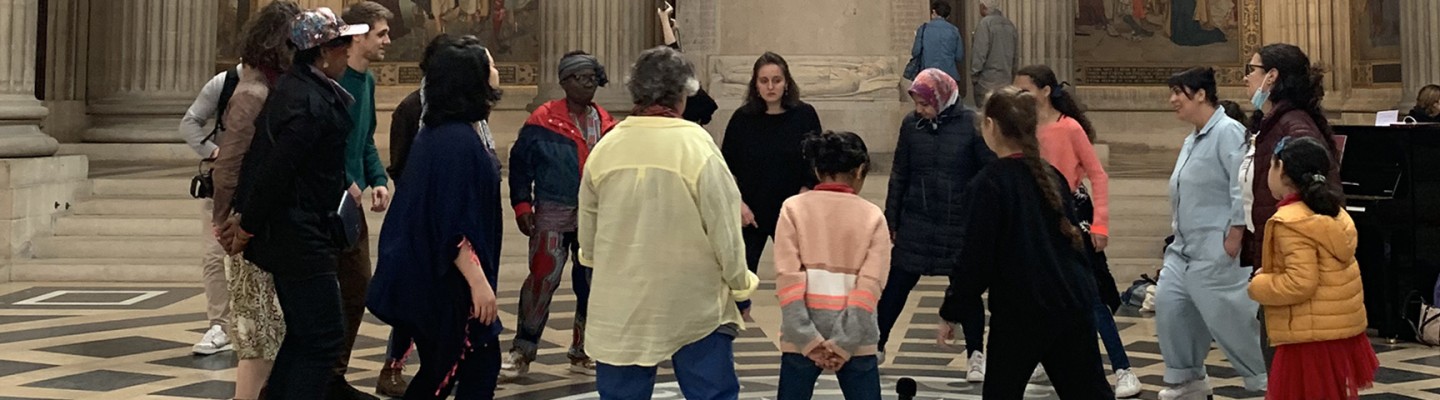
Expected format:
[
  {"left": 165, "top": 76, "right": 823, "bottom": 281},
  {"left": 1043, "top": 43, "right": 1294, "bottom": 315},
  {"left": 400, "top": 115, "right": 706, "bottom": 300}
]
[{"left": 334, "top": 3, "right": 391, "bottom": 400}]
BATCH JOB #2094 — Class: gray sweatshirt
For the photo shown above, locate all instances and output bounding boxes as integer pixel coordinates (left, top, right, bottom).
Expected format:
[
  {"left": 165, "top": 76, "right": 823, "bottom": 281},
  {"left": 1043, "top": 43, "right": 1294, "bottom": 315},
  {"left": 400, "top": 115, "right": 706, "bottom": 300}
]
[{"left": 178, "top": 65, "right": 241, "bottom": 157}]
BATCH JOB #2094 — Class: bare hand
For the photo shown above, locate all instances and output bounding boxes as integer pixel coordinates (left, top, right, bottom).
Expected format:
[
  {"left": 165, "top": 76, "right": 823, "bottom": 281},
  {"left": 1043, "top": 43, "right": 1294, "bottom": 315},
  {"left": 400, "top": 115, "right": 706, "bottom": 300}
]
[
  {"left": 1091, "top": 233, "right": 1109, "bottom": 252},
  {"left": 936, "top": 322, "right": 956, "bottom": 347},
  {"left": 657, "top": 2, "right": 673, "bottom": 20},
  {"left": 209, "top": 148, "right": 220, "bottom": 160},
  {"left": 516, "top": 212, "right": 536, "bottom": 237},
  {"left": 807, "top": 347, "right": 842, "bottom": 371},
  {"left": 741, "top": 202, "right": 758, "bottom": 228},
  {"left": 370, "top": 186, "right": 390, "bottom": 212},
  {"left": 1225, "top": 226, "right": 1244, "bottom": 259},
  {"left": 471, "top": 284, "right": 498, "bottom": 324},
  {"left": 219, "top": 215, "right": 249, "bottom": 255},
  {"left": 348, "top": 183, "right": 363, "bottom": 206}
]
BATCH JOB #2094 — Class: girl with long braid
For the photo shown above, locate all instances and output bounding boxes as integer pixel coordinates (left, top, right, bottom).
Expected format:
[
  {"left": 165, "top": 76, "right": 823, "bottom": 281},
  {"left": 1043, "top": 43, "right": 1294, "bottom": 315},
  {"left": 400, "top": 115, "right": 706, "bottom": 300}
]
[
  {"left": 1013, "top": 65, "right": 1138, "bottom": 396},
  {"left": 937, "top": 86, "right": 1112, "bottom": 399}
]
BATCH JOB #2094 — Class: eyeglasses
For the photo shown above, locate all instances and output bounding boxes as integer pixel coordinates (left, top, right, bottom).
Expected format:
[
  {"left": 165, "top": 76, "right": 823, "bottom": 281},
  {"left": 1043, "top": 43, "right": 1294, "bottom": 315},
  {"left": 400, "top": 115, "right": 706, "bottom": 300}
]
[
  {"left": 565, "top": 73, "right": 598, "bottom": 85},
  {"left": 1273, "top": 136, "right": 1290, "bottom": 156},
  {"left": 1246, "top": 64, "right": 1268, "bottom": 75}
]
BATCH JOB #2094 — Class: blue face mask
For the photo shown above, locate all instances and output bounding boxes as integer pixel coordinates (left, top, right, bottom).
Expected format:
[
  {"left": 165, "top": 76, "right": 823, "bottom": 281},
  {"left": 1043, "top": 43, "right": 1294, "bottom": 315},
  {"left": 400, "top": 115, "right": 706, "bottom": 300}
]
[{"left": 1250, "top": 87, "right": 1270, "bottom": 111}]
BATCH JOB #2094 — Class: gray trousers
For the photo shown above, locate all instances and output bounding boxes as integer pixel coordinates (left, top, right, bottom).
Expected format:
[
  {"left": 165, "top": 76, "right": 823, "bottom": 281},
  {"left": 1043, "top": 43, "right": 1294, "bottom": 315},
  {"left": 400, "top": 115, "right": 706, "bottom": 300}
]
[{"left": 201, "top": 199, "right": 231, "bottom": 330}]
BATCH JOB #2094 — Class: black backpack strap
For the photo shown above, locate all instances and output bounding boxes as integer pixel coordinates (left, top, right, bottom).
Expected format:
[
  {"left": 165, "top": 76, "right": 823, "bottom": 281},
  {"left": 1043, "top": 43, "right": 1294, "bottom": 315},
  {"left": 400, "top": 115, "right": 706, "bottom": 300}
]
[{"left": 202, "top": 67, "right": 242, "bottom": 150}]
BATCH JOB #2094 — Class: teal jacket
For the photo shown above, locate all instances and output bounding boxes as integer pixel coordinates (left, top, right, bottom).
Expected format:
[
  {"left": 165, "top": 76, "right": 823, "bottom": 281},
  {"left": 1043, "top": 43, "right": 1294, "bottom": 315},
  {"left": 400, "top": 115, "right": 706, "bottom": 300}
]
[{"left": 338, "top": 68, "right": 390, "bottom": 189}]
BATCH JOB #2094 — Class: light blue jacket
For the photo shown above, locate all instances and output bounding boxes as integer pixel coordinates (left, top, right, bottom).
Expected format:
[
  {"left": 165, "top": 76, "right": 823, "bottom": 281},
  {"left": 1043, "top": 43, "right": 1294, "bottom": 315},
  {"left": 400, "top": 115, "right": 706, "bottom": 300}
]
[
  {"left": 912, "top": 18, "right": 964, "bottom": 81},
  {"left": 1168, "top": 107, "right": 1247, "bottom": 260}
]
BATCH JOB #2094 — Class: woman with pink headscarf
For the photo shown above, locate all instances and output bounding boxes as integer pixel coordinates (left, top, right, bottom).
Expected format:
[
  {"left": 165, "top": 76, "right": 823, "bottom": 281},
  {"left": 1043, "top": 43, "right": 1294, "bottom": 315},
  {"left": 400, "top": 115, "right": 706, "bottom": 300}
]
[{"left": 879, "top": 68, "right": 996, "bottom": 380}]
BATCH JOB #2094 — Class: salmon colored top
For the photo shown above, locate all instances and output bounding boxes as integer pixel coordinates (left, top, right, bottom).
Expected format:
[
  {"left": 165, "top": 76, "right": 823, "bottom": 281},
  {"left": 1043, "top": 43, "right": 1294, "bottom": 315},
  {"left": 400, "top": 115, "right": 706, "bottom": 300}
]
[{"left": 1037, "top": 116, "right": 1111, "bottom": 236}]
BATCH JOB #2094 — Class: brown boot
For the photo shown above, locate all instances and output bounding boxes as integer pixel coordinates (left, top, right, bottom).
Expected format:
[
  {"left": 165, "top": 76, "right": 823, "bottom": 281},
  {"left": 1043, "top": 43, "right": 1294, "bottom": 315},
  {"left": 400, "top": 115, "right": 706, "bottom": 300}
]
[{"left": 376, "top": 362, "right": 408, "bottom": 398}]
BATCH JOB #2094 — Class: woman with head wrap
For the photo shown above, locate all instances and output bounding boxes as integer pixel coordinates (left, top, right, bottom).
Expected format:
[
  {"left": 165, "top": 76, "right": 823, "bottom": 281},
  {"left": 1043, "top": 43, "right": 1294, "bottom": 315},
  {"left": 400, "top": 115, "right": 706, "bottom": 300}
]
[
  {"left": 501, "top": 48, "right": 617, "bottom": 380},
  {"left": 879, "top": 68, "right": 996, "bottom": 380}
]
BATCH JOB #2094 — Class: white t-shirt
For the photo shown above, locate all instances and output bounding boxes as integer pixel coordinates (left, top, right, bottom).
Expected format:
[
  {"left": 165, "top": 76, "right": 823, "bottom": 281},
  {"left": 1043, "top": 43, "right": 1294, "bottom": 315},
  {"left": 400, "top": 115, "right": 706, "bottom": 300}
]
[{"left": 1239, "top": 134, "right": 1258, "bottom": 232}]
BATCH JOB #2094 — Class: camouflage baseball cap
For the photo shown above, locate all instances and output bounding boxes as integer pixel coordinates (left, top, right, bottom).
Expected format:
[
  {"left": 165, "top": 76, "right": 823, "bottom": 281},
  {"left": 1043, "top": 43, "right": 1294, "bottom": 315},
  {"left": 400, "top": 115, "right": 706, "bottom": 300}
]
[{"left": 290, "top": 7, "right": 369, "bottom": 51}]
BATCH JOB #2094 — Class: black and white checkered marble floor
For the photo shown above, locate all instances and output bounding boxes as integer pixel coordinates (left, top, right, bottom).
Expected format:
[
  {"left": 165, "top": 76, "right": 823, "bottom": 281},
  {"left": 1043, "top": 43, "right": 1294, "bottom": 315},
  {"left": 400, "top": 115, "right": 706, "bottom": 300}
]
[{"left": 0, "top": 280, "right": 1438, "bottom": 399}]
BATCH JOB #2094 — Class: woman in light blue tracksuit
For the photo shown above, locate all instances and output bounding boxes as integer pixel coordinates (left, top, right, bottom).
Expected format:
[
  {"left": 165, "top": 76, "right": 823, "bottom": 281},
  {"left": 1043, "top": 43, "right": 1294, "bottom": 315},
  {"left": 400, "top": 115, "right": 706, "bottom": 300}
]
[{"left": 1156, "top": 67, "right": 1267, "bottom": 400}]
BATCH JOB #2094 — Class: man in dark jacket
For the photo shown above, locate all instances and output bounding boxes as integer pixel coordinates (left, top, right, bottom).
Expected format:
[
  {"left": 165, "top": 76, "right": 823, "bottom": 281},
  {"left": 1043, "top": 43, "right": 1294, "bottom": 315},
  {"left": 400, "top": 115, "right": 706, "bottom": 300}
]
[
  {"left": 908, "top": 1, "right": 965, "bottom": 82},
  {"left": 223, "top": 7, "right": 367, "bottom": 399},
  {"left": 501, "top": 50, "right": 618, "bottom": 380}
]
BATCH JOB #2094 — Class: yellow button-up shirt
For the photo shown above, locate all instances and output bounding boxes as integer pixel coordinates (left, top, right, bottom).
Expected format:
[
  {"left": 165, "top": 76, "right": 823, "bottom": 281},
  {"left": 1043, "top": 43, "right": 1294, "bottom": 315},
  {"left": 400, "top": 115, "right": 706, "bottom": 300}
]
[{"left": 579, "top": 116, "right": 758, "bottom": 367}]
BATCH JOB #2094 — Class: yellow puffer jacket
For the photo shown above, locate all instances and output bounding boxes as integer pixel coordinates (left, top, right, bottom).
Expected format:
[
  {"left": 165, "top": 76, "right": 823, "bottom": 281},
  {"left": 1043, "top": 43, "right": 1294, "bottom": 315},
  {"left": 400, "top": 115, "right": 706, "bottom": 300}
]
[{"left": 1248, "top": 201, "right": 1367, "bottom": 346}]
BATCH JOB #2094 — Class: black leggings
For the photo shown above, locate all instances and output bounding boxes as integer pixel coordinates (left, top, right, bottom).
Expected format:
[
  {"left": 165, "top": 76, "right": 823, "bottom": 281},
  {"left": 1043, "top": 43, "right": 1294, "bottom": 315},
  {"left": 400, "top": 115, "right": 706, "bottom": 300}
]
[
  {"left": 984, "top": 312, "right": 1113, "bottom": 399},
  {"left": 406, "top": 320, "right": 501, "bottom": 400},
  {"left": 877, "top": 267, "right": 986, "bottom": 354}
]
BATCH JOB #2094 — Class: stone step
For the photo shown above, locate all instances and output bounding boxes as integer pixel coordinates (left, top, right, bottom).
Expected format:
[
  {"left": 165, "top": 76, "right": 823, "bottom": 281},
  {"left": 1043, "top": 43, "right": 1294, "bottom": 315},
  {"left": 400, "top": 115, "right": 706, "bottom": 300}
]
[
  {"left": 10, "top": 258, "right": 199, "bottom": 282},
  {"left": 1107, "top": 196, "right": 1172, "bottom": 217},
  {"left": 91, "top": 178, "right": 192, "bottom": 198},
  {"left": 1106, "top": 257, "right": 1162, "bottom": 286},
  {"left": 1109, "top": 214, "right": 1173, "bottom": 238},
  {"left": 1108, "top": 178, "right": 1171, "bottom": 198},
  {"left": 54, "top": 216, "right": 200, "bottom": 237},
  {"left": 33, "top": 236, "right": 204, "bottom": 259},
  {"left": 1105, "top": 236, "right": 1170, "bottom": 260},
  {"left": 70, "top": 197, "right": 203, "bottom": 217}
]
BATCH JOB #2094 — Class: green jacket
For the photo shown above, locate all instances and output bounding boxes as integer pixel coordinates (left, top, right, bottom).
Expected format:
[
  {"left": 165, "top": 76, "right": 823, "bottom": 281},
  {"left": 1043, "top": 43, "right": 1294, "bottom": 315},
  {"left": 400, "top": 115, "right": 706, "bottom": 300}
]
[{"left": 338, "top": 67, "right": 389, "bottom": 189}]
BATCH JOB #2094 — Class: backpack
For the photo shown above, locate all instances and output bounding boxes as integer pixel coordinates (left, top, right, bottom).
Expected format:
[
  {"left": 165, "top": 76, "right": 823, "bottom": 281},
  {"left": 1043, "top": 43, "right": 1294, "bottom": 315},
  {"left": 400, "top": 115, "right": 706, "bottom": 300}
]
[{"left": 189, "top": 67, "right": 241, "bottom": 199}]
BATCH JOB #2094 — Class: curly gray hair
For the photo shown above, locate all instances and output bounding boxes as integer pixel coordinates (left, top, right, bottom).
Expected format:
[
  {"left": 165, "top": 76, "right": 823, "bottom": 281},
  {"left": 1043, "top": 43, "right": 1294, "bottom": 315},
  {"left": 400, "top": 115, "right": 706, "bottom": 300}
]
[{"left": 627, "top": 46, "right": 700, "bottom": 108}]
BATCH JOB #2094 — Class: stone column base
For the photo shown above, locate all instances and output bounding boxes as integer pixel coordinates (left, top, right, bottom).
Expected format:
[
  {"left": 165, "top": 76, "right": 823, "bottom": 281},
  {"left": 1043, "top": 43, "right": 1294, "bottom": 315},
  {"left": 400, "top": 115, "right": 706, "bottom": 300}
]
[
  {"left": 0, "top": 155, "right": 89, "bottom": 282},
  {"left": 0, "top": 127, "right": 60, "bottom": 158}
]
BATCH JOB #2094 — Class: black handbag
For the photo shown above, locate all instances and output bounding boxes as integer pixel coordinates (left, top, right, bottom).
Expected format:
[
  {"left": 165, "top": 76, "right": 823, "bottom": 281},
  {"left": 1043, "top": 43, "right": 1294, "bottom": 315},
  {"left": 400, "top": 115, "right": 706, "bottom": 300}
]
[{"left": 903, "top": 24, "right": 925, "bottom": 80}]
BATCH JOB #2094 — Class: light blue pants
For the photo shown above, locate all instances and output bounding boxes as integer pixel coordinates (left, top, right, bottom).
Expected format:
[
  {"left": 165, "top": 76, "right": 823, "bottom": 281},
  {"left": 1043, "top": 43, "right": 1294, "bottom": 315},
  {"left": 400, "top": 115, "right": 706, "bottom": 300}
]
[{"left": 1155, "top": 233, "right": 1267, "bottom": 390}]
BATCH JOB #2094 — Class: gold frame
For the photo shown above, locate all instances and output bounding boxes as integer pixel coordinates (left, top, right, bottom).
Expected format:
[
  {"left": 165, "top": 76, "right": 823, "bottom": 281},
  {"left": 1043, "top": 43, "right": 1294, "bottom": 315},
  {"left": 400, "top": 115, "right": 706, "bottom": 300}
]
[{"left": 1076, "top": 0, "right": 1260, "bottom": 86}]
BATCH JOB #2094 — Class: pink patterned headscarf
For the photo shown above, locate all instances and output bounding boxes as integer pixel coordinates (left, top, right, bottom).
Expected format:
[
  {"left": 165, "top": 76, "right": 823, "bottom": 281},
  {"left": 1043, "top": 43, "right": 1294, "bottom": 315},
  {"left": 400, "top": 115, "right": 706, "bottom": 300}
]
[{"left": 908, "top": 68, "right": 960, "bottom": 111}]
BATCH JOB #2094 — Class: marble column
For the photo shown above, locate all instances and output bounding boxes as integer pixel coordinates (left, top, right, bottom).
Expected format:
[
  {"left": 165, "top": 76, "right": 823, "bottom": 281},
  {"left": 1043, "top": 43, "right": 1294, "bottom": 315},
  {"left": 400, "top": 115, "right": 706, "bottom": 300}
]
[
  {"left": 1401, "top": 0, "right": 1440, "bottom": 110},
  {"left": 0, "top": 0, "right": 58, "bottom": 157},
  {"left": 84, "top": 0, "right": 216, "bottom": 143},
  {"left": 1261, "top": 0, "right": 1352, "bottom": 107},
  {"left": 1008, "top": 0, "right": 1075, "bottom": 83},
  {"left": 529, "top": 0, "right": 652, "bottom": 113}
]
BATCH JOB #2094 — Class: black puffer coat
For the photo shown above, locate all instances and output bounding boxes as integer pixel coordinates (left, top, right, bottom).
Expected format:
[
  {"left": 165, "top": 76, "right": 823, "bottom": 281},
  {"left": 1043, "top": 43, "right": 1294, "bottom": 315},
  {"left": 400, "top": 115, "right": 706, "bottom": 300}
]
[{"left": 885, "top": 105, "right": 997, "bottom": 276}]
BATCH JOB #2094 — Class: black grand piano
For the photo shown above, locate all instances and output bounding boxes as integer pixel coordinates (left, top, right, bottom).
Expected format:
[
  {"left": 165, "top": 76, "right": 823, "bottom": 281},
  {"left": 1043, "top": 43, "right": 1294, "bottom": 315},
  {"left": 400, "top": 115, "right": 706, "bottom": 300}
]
[{"left": 1335, "top": 123, "right": 1440, "bottom": 341}]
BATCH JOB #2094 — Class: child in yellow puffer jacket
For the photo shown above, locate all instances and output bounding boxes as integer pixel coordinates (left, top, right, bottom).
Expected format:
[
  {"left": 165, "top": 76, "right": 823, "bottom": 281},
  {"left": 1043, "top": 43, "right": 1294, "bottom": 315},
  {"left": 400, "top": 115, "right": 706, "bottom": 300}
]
[{"left": 1249, "top": 136, "right": 1377, "bottom": 400}]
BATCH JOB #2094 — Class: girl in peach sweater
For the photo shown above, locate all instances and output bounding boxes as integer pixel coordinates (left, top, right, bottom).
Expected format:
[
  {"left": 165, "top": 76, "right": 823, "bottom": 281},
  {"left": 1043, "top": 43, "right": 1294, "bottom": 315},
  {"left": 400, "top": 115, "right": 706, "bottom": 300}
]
[{"left": 774, "top": 130, "right": 890, "bottom": 399}]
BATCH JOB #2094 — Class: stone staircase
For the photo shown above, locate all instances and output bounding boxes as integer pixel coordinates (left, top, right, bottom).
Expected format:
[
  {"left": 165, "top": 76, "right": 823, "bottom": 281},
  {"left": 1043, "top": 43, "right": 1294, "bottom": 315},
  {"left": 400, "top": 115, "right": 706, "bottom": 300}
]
[
  {"left": 10, "top": 163, "right": 1177, "bottom": 288},
  {"left": 1103, "top": 177, "right": 1172, "bottom": 288}
]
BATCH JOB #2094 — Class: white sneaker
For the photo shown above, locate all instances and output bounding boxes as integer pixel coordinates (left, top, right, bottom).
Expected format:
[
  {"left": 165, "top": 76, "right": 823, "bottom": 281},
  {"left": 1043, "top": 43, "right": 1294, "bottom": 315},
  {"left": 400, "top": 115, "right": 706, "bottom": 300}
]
[
  {"left": 1114, "top": 368, "right": 1142, "bottom": 398},
  {"left": 1030, "top": 365, "right": 1047, "bottom": 382},
  {"left": 1159, "top": 379, "right": 1212, "bottom": 400},
  {"left": 191, "top": 325, "right": 233, "bottom": 355},
  {"left": 498, "top": 350, "right": 530, "bottom": 381},
  {"left": 966, "top": 352, "right": 985, "bottom": 382}
]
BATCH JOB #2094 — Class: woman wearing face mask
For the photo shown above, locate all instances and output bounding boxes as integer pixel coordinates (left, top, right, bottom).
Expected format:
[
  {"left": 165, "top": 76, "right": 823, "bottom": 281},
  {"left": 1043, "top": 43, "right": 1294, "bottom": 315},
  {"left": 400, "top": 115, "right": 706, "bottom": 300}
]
[
  {"left": 879, "top": 68, "right": 995, "bottom": 380},
  {"left": 1242, "top": 43, "right": 1342, "bottom": 272},
  {"left": 1154, "top": 66, "right": 1268, "bottom": 400},
  {"left": 721, "top": 52, "right": 822, "bottom": 315}
]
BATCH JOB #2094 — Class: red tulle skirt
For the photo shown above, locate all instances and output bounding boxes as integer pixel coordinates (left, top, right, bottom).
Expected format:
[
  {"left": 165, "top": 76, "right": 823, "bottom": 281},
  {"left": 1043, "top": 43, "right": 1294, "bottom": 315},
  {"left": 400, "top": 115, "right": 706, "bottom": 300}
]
[{"left": 1268, "top": 334, "right": 1380, "bottom": 400}]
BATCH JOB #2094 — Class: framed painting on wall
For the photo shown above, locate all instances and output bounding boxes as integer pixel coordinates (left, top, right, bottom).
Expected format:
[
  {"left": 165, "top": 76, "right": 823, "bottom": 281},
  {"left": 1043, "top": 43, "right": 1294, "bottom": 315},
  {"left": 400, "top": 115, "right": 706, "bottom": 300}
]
[{"left": 1074, "top": 0, "right": 1260, "bottom": 85}]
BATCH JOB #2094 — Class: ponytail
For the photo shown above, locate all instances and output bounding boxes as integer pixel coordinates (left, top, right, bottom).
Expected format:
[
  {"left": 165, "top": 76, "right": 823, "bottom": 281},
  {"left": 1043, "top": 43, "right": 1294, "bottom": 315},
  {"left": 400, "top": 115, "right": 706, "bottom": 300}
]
[
  {"left": 1276, "top": 136, "right": 1342, "bottom": 217},
  {"left": 984, "top": 86, "right": 1085, "bottom": 251},
  {"left": 1016, "top": 65, "right": 1096, "bottom": 142},
  {"left": 1051, "top": 83, "right": 1097, "bottom": 143}
]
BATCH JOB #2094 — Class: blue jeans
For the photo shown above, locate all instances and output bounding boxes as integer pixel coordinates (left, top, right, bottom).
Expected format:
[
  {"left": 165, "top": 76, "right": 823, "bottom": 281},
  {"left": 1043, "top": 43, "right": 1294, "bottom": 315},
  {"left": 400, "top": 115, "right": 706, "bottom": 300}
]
[
  {"left": 595, "top": 330, "right": 738, "bottom": 400},
  {"left": 777, "top": 354, "right": 881, "bottom": 400},
  {"left": 1093, "top": 300, "right": 1131, "bottom": 371},
  {"left": 269, "top": 273, "right": 346, "bottom": 400}
]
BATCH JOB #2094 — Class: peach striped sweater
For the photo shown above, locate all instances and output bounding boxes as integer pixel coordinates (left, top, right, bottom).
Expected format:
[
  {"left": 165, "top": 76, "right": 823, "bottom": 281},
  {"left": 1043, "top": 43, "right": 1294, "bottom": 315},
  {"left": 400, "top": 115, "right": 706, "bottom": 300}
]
[{"left": 774, "top": 184, "right": 892, "bottom": 360}]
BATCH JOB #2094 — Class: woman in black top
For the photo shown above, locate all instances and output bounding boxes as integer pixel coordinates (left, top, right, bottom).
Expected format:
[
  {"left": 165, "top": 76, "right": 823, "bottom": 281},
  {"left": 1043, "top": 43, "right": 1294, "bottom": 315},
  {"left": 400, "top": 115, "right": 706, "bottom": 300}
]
[
  {"left": 937, "top": 86, "right": 1112, "bottom": 399},
  {"left": 721, "top": 51, "right": 822, "bottom": 285}
]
